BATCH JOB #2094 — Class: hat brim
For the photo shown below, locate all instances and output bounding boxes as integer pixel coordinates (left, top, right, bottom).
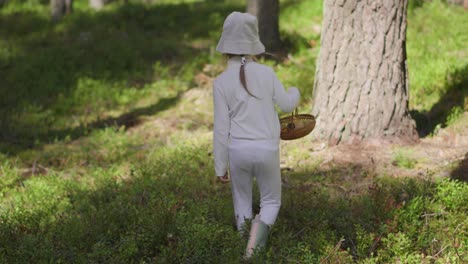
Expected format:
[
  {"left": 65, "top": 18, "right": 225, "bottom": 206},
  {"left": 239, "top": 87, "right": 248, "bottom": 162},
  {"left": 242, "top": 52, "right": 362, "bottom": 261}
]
[{"left": 216, "top": 39, "right": 265, "bottom": 55}]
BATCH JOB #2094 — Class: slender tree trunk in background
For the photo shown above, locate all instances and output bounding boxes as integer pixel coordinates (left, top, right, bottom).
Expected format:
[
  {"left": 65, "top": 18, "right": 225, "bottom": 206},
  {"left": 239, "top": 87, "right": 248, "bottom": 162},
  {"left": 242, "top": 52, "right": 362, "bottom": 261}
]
[
  {"left": 51, "top": 0, "right": 72, "bottom": 21},
  {"left": 65, "top": 0, "right": 72, "bottom": 14},
  {"left": 247, "top": 0, "right": 281, "bottom": 52},
  {"left": 90, "top": 0, "right": 106, "bottom": 10},
  {"left": 446, "top": 0, "right": 467, "bottom": 8},
  {"left": 312, "top": 0, "right": 418, "bottom": 145}
]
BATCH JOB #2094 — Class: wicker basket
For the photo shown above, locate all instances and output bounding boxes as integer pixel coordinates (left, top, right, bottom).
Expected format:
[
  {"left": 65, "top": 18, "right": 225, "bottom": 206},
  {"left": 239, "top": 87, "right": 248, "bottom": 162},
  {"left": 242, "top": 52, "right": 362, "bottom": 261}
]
[{"left": 280, "top": 109, "right": 316, "bottom": 140}]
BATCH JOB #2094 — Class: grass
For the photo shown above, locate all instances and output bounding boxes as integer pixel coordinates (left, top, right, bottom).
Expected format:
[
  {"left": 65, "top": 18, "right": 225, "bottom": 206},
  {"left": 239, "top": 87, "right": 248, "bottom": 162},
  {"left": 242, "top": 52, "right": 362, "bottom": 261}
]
[
  {"left": 0, "top": 0, "right": 237, "bottom": 153},
  {"left": 1, "top": 140, "right": 467, "bottom": 262},
  {"left": 406, "top": 0, "right": 468, "bottom": 134},
  {"left": 0, "top": 0, "right": 467, "bottom": 262},
  {"left": 407, "top": 0, "right": 468, "bottom": 111},
  {"left": 392, "top": 148, "right": 418, "bottom": 169}
]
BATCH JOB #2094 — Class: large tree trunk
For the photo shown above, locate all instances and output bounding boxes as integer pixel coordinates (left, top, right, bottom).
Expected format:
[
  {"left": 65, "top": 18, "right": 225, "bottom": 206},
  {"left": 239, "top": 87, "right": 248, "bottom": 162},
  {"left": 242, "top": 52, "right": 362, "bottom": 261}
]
[
  {"left": 247, "top": 0, "right": 281, "bottom": 52},
  {"left": 312, "top": 0, "right": 418, "bottom": 145}
]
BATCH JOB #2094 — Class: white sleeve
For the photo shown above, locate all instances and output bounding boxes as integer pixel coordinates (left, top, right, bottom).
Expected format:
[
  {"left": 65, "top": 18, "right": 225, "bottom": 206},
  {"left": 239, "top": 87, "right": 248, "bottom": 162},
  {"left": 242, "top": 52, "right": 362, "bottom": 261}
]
[
  {"left": 213, "top": 80, "right": 230, "bottom": 176},
  {"left": 271, "top": 69, "right": 300, "bottom": 113}
]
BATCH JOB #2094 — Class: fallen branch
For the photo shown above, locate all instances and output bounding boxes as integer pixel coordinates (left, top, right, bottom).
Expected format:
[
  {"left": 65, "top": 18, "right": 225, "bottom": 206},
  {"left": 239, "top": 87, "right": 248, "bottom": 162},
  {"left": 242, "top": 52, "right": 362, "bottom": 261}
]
[
  {"left": 432, "top": 244, "right": 449, "bottom": 258},
  {"left": 320, "top": 238, "right": 345, "bottom": 264}
]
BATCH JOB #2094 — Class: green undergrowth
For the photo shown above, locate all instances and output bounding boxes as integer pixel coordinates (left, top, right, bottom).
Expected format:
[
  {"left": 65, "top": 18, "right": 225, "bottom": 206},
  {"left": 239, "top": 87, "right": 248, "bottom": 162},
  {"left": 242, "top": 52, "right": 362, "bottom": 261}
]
[
  {"left": 407, "top": 0, "right": 468, "bottom": 111},
  {"left": 0, "top": 0, "right": 239, "bottom": 153},
  {"left": 392, "top": 148, "right": 418, "bottom": 169},
  {"left": 406, "top": 0, "right": 468, "bottom": 134},
  {"left": 1, "top": 139, "right": 467, "bottom": 262},
  {"left": 0, "top": 0, "right": 467, "bottom": 262}
]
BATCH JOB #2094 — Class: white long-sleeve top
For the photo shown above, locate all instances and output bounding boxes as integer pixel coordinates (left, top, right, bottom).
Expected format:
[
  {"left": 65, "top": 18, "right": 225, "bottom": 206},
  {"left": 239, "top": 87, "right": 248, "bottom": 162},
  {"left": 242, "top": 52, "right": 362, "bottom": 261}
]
[{"left": 213, "top": 56, "right": 300, "bottom": 176}]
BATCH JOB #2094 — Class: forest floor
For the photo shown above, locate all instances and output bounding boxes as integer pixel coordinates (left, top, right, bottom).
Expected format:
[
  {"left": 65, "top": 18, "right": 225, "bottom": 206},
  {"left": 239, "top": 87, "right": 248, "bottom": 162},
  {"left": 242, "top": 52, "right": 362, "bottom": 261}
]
[
  {"left": 1, "top": 0, "right": 467, "bottom": 262},
  {"left": 290, "top": 122, "right": 468, "bottom": 179},
  {"left": 125, "top": 81, "right": 468, "bottom": 191}
]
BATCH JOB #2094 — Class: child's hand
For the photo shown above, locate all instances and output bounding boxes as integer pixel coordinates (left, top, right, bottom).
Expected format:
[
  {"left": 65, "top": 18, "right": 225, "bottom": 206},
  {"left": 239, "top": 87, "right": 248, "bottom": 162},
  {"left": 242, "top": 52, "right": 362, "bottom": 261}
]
[{"left": 217, "top": 172, "right": 229, "bottom": 184}]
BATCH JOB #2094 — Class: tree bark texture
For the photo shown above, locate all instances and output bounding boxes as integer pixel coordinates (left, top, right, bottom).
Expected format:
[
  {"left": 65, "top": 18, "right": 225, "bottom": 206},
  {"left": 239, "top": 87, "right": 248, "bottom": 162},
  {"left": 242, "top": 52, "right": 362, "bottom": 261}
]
[
  {"left": 247, "top": 0, "right": 281, "bottom": 52},
  {"left": 312, "top": 0, "right": 418, "bottom": 145}
]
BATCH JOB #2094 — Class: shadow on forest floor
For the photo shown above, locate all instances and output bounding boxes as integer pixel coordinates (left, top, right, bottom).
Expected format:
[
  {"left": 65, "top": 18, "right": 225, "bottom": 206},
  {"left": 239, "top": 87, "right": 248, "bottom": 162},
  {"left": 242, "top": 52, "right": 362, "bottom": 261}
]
[
  {"left": 451, "top": 152, "right": 468, "bottom": 182},
  {"left": 2, "top": 93, "right": 182, "bottom": 153},
  {"left": 0, "top": 0, "right": 314, "bottom": 155},
  {"left": 0, "top": 2, "right": 243, "bottom": 153},
  {"left": 0, "top": 147, "right": 432, "bottom": 262},
  {"left": 411, "top": 64, "right": 468, "bottom": 137}
]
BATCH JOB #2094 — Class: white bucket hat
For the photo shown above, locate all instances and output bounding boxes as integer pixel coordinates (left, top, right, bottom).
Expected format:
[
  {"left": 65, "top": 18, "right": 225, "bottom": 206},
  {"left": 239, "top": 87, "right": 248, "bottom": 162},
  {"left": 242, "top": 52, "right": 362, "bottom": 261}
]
[{"left": 216, "top": 12, "right": 265, "bottom": 55}]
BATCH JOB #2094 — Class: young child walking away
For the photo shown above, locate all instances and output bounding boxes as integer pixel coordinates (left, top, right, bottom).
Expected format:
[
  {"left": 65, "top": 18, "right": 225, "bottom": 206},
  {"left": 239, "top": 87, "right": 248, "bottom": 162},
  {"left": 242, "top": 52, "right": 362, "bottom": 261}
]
[{"left": 212, "top": 12, "right": 300, "bottom": 258}]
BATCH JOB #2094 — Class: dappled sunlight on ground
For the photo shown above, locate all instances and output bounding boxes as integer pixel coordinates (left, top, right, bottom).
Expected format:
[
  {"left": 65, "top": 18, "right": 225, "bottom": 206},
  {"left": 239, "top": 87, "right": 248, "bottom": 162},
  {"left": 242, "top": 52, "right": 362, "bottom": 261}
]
[
  {"left": 280, "top": 118, "right": 468, "bottom": 189},
  {"left": 1, "top": 1, "right": 466, "bottom": 262}
]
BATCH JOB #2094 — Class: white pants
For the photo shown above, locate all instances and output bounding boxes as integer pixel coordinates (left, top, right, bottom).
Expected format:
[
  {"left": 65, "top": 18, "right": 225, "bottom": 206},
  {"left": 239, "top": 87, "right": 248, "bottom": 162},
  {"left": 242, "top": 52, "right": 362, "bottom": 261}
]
[{"left": 228, "top": 138, "right": 281, "bottom": 230}]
